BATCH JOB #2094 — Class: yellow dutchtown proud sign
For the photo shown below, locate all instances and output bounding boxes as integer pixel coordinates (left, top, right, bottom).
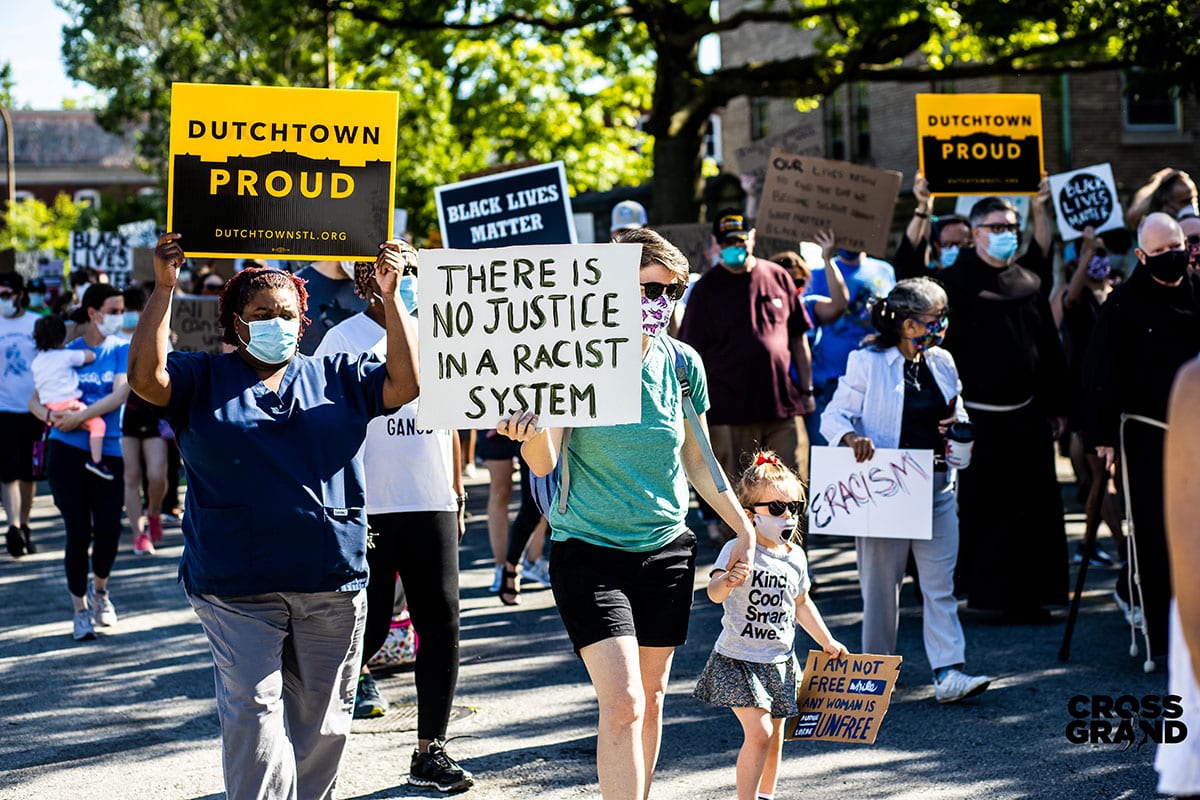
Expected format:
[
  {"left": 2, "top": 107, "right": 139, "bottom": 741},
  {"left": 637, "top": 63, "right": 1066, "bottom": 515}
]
[
  {"left": 167, "top": 83, "right": 399, "bottom": 260},
  {"left": 916, "top": 94, "right": 1043, "bottom": 196}
]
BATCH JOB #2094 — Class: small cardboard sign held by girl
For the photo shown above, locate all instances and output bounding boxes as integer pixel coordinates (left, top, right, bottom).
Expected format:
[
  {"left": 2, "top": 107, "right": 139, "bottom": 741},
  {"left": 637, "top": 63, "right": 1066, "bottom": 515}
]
[{"left": 786, "top": 651, "right": 903, "bottom": 744}]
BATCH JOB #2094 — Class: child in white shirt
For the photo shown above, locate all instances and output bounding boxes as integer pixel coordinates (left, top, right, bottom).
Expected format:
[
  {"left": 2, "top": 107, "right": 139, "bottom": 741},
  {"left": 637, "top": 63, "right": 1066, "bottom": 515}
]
[
  {"left": 32, "top": 316, "right": 112, "bottom": 480},
  {"left": 694, "top": 450, "right": 847, "bottom": 800}
]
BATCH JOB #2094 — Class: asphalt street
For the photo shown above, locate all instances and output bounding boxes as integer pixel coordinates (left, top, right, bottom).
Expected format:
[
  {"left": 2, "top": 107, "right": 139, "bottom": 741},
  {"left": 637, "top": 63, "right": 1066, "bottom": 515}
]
[{"left": 0, "top": 466, "right": 1173, "bottom": 800}]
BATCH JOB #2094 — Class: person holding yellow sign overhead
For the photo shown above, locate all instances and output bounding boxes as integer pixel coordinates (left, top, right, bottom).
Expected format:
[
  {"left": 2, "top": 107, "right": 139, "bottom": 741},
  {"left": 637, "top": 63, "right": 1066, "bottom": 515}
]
[
  {"left": 127, "top": 234, "right": 419, "bottom": 800},
  {"left": 895, "top": 188, "right": 1069, "bottom": 623}
]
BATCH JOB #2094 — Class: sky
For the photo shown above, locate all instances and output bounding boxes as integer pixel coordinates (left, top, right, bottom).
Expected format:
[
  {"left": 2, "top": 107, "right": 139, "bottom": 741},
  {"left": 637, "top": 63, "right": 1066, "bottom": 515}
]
[{"left": 1, "top": 0, "right": 94, "bottom": 108}]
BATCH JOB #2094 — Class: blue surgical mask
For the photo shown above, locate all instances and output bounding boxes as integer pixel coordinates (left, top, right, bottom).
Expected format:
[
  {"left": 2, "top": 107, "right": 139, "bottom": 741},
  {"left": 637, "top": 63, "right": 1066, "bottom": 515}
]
[
  {"left": 721, "top": 245, "right": 749, "bottom": 269},
  {"left": 237, "top": 315, "right": 300, "bottom": 365},
  {"left": 123, "top": 311, "right": 141, "bottom": 329},
  {"left": 985, "top": 231, "right": 1019, "bottom": 262},
  {"left": 398, "top": 275, "right": 418, "bottom": 314},
  {"left": 938, "top": 245, "right": 959, "bottom": 268},
  {"left": 29, "top": 293, "right": 44, "bottom": 308}
]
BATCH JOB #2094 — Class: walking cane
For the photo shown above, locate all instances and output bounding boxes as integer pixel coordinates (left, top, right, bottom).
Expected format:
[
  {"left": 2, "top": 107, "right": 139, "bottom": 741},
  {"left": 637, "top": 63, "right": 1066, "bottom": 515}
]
[
  {"left": 1057, "top": 508, "right": 1098, "bottom": 661},
  {"left": 1057, "top": 414, "right": 1167, "bottom": 667}
]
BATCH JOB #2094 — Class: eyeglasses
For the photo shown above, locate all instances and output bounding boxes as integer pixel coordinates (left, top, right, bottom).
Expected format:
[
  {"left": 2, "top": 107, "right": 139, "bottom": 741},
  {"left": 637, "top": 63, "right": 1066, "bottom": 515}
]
[
  {"left": 978, "top": 223, "right": 1019, "bottom": 234},
  {"left": 641, "top": 282, "right": 686, "bottom": 301},
  {"left": 401, "top": 263, "right": 418, "bottom": 277},
  {"left": 747, "top": 500, "right": 804, "bottom": 517}
]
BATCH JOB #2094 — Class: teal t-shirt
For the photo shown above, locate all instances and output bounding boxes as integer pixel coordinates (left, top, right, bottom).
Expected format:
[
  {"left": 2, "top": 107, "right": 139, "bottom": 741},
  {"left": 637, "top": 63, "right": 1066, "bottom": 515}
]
[{"left": 549, "top": 336, "right": 709, "bottom": 552}]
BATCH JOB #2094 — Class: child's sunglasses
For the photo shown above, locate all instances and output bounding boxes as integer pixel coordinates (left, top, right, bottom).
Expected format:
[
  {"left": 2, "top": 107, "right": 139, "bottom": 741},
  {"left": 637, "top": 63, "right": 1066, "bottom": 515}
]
[
  {"left": 641, "top": 281, "right": 686, "bottom": 301},
  {"left": 746, "top": 500, "right": 804, "bottom": 517}
]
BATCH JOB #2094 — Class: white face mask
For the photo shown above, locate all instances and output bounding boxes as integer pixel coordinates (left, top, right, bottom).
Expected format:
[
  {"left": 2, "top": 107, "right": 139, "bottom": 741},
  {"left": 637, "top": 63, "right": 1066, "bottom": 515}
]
[
  {"left": 97, "top": 312, "right": 124, "bottom": 336},
  {"left": 0, "top": 297, "right": 18, "bottom": 317},
  {"left": 753, "top": 513, "right": 799, "bottom": 546}
]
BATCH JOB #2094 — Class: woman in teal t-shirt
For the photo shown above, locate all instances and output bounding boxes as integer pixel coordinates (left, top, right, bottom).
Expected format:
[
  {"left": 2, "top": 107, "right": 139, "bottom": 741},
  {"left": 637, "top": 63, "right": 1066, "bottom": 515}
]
[{"left": 497, "top": 228, "right": 756, "bottom": 800}]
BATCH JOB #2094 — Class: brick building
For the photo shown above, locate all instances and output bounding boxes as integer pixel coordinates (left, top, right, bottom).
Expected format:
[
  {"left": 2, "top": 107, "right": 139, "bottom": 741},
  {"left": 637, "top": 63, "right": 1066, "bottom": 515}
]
[
  {"left": 8, "top": 110, "right": 157, "bottom": 208},
  {"left": 717, "top": 1, "right": 1199, "bottom": 204}
]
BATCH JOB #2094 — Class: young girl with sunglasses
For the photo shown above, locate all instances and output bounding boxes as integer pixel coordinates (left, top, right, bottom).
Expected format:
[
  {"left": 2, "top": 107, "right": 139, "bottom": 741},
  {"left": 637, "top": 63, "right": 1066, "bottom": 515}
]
[
  {"left": 820, "top": 277, "right": 993, "bottom": 704},
  {"left": 694, "top": 450, "right": 846, "bottom": 800}
]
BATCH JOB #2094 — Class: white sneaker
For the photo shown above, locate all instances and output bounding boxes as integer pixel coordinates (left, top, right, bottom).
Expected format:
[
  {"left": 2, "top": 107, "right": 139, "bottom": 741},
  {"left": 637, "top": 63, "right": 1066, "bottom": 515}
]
[
  {"left": 1113, "top": 591, "right": 1144, "bottom": 628},
  {"left": 933, "top": 668, "right": 992, "bottom": 703},
  {"left": 521, "top": 556, "right": 552, "bottom": 588},
  {"left": 73, "top": 609, "right": 96, "bottom": 641},
  {"left": 88, "top": 581, "right": 118, "bottom": 626},
  {"left": 488, "top": 564, "right": 504, "bottom": 593}
]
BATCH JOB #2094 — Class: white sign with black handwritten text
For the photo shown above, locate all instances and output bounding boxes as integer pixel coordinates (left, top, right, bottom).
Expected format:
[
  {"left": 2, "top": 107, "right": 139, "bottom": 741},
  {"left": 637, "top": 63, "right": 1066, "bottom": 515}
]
[
  {"left": 807, "top": 446, "right": 934, "bottom": 540},
  {"left": 415, "top": 244, "right": 643, "bottom": 430},
  {"left": 1048, "top": 163, "right": 1123, "bottom": 241}
]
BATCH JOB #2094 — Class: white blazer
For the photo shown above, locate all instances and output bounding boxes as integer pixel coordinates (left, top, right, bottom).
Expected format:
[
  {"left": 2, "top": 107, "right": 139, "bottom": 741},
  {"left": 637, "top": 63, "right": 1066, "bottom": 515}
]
[{"left": 820, "top": 345, "right": 968, "bottom": 449}]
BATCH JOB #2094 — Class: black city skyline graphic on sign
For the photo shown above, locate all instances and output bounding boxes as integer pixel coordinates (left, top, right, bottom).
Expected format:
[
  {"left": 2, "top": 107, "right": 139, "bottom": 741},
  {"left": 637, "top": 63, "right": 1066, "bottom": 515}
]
[
  {"left": 172, "top": 152, "right": 391, "bottom": 256},
  {"left": 922, "top": 132, "right": 1042, "bottom": 194}
]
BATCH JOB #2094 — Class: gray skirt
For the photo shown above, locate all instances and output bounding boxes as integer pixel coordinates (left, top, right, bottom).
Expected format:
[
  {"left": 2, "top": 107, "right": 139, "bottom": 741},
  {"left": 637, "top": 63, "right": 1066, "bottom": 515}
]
[{"left": 692, "top": 650, "right": 800, "bottom": 718}]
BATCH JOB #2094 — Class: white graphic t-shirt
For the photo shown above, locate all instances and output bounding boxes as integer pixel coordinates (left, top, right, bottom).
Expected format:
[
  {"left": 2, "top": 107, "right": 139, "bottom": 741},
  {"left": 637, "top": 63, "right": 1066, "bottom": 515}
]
[
  {"left": 711, "top": 539, "right": 811, "bottom": 664},
  {"left": 315, "top": 313, "right": 457, "bottom": 514},
  {"left": 0, "top": 312, "right": 38, "bottom": 413}
]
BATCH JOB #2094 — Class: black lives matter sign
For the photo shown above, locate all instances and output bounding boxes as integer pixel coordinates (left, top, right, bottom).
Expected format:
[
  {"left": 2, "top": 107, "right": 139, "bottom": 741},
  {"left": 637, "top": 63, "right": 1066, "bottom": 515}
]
[
  {"left": 435, "top": 162, "right": 576, "bottom": 249},
  {"left": 1048, "top": 163, "right": 1124, "bottom": 241},
  {"left": 167, "top": 83, "right": 399, "bottom": 261}
]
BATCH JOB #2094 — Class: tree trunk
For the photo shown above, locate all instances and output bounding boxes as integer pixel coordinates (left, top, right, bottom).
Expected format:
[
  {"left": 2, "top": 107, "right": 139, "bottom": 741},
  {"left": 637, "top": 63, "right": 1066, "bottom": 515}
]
[{"left": 646, "top": 38, "right": 708, "bottom": 225}]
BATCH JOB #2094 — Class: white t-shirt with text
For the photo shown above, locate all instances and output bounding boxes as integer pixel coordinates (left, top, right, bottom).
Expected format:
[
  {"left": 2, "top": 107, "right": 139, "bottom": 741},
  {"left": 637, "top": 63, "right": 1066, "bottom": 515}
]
[
  {"left": 315, "top": 313, "right": 457, "bottom": 514},
  {"left": 0, "top": 312, "right": 38, "bottom": 413},
  {"left": 711, "top": 539, "right": 811, "bottom": 664}
]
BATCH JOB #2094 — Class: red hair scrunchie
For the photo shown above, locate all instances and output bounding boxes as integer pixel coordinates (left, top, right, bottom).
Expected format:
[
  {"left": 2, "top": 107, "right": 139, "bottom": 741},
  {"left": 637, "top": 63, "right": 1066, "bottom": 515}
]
[{"left": 755, "top": 453, "right": 780, "bottom": 466}]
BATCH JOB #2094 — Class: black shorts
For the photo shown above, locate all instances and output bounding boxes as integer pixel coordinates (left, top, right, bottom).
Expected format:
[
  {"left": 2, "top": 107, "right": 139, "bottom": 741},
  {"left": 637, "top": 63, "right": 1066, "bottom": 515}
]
[
  {"left": 121, "top": 406, "right": 166, "bottom": 439},
  {"left": 0, "top": 411, "right": 46, "bottom": 482},
  {"left": 475, "top": 429, "right": 520, "bottom": 461},
  {"left": 550, "top": 530, "right": 698, "bottom": 654}
]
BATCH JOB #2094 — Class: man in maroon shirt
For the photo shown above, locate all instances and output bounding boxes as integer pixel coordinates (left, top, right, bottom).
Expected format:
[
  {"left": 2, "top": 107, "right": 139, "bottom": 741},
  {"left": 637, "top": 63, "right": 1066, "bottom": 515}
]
[{"left": 679, "top": 211, "right": 815, "bottom": 494}]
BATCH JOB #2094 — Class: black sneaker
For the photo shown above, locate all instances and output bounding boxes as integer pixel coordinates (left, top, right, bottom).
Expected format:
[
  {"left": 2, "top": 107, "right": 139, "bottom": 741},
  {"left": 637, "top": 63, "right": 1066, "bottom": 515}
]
[
  {"left": 6, "top": 526, "right": 25, "bottom": 559},
  {"left": 353, "top": 674, "right": 388, "bottom": 719},
  {"left": 85, "top": 461, "right": 115, "bottom": 480},
  {"left": 409, "top": 740, "right": 474, "bottom": 793}
]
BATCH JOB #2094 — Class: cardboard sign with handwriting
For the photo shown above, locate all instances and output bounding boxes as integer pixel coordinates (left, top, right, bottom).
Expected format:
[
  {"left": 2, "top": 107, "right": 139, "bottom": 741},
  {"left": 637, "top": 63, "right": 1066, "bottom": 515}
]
[
  {"left": 786, "top": 651, "right": 902, "bottom": 744},
  {"left": 735, "top": 124, "right": 824, "bottom": 184},
  {"left": 170, "top": 297, "right": 224, "bottom": 354},
  {"left": 755, "top": 150, "right": 902, "bottom": 258}
]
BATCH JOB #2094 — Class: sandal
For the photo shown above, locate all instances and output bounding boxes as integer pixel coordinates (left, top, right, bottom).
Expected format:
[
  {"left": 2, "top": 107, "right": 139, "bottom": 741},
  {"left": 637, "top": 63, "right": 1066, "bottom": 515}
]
[{"left": 497, "top": 565, "right": 521, "bottom": 606}]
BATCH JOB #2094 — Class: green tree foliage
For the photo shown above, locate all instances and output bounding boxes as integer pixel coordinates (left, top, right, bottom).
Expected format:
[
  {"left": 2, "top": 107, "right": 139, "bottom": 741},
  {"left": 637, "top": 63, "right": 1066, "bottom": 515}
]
[
  {"left": 61, "top": 0, "right": 1200, "bottom": 225},
  {"left": 58, "top": 0, "right": 652, "bottom": 238},
  {"left": 0, "top": 194, "right": 87, "bottom": 254},
  {"left": 0, "top": 62, "right": 15, "bottom": 109}
]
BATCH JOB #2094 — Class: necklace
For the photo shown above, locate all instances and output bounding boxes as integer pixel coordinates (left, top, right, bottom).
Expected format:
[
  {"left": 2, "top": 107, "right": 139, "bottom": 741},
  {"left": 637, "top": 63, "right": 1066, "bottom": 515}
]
[{"left": 904, "top": 358, "right": 922, "bottom": 391}]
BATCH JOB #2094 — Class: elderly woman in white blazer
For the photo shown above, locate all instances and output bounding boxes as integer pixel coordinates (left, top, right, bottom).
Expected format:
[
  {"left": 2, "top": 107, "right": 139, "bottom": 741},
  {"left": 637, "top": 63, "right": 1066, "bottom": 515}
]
[{"left": 820, "top": 277, "right": 993, "bottom": 704}]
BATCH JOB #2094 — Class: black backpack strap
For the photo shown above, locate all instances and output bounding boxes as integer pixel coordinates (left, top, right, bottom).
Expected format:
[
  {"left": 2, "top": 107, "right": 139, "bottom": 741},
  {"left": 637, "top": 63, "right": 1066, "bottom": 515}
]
[{"left": 664, "top": 337, "right": 729, "bottom": 494}]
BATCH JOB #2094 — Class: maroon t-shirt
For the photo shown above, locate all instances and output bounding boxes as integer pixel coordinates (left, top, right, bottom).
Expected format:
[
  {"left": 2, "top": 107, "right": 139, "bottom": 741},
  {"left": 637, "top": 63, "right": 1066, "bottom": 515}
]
[{"left": 678, "top": 258, "right": 810, "bottom": 425}]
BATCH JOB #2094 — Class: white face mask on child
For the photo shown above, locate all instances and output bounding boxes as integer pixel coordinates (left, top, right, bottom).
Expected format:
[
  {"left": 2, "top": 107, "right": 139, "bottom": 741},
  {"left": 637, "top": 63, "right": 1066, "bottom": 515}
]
[{"left": 753, "top": 513, "right": 798, "bottom": 546}]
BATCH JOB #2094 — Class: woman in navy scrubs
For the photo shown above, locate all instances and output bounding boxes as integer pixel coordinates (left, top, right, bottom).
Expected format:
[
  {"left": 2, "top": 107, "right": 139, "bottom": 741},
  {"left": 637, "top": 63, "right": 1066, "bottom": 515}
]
[{"left": 128, "top": 234, "right": 419, "bottom": 800}]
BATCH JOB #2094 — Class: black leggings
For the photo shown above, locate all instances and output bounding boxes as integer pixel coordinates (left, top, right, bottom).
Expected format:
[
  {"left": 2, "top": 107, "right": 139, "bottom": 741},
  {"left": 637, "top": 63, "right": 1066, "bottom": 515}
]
[
  {"left": 46, "top": 440, "right": 124, "bottom": 598},
  {"left": 363, "top": 510, "right": 461, "bottom": 741},
  {"left": 504, "top": 458, "right": 545, "bottom": 566}
]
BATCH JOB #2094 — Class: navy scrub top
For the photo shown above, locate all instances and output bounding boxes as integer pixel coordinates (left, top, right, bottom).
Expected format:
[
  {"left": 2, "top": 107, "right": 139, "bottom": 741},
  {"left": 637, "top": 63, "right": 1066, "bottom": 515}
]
[{"left": 165, "top": 350, "right": 390, "bottom": 596}]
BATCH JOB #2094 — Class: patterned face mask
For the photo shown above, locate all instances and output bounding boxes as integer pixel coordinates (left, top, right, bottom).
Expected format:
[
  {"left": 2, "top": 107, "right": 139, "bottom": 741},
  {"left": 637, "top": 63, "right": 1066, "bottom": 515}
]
[
  {"left": 911, "top": 315, "right": 948, "bottom": 352},
  {"left": 1086, "top": 254, "right": 1111, "bottom": 281},
  {"left": 641, "top": 293, "right": 677, "bottom": 338}
]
